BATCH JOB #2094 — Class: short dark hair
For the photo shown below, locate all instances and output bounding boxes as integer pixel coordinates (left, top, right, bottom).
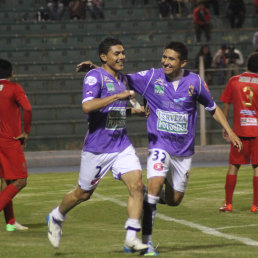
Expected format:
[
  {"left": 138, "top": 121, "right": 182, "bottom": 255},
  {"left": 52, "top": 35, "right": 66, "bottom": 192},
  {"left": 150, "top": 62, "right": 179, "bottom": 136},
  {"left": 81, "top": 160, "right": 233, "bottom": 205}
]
[
  {"left": 98, "top": 37, "right": 124, "bottom": 63},
  {"left": 0, "top": 59, "right": 12, "bottom": 79},
  {"left": 164, "top": 41, "right": 188, "bottom": 61},
  {"left": 247, "top": 52, "right": 258, "bottom": 73}
]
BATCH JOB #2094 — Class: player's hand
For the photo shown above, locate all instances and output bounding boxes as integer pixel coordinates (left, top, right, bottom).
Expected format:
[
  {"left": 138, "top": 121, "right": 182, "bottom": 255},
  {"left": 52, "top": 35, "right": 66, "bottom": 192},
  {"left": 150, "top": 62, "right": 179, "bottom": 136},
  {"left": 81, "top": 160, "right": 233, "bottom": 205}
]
[
  {"left": 222, "top": 128, "right": 230, "bottom": 142},
  {"left": 131, "top": 106, "right": 145, "bottom": 116},
  {"left": 76, "top": 61, "right": 97, "bottom": 72},
  {"left": 117, "top": 90, "right": 135, "bottom": 100},
  {"left": 227, "top": 131, "right": 242, "bottom": 152},
  {"left": 14, "top": 132, "right": 29, "bottom": 147}
]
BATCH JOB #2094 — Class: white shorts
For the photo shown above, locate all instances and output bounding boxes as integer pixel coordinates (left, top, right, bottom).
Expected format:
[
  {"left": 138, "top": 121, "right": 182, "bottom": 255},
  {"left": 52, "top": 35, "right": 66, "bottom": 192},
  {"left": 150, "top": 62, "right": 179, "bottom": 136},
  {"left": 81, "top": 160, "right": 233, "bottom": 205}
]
[
  {"left": 78, "top": 145, "right": 142, "bottom": 191},
  {"left": 147, "top": 148, "right": 192, "bottom": 192}
]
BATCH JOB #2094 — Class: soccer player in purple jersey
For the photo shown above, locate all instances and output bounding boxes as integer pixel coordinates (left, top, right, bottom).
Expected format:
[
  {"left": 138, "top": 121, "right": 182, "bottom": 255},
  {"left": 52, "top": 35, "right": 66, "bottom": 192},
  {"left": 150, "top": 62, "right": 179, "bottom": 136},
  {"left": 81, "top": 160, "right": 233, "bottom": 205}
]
[
  {"left": 126, "top": 41, "right": 242, "bottom": 255},
  {"left": 47, "top": 38, "right": 148, "bottom": 253},
  {"left": 77, "top": 41, "right": 242, "bottom": 256}
]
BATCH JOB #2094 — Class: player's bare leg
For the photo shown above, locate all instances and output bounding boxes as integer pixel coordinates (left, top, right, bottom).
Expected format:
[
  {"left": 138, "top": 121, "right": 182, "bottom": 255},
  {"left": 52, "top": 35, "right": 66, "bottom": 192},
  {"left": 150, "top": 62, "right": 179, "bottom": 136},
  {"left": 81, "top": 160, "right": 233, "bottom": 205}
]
[
  {"left": 47, "top": 186, "right": 94, "bottom": 248},
  {"left": 121, "top": 170, "right": 148, "bottom": 253}
]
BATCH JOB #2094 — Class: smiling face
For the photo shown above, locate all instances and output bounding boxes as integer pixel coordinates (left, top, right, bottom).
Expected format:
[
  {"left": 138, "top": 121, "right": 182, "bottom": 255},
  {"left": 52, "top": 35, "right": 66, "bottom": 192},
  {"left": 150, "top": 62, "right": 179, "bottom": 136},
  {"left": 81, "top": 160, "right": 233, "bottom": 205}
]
[
  {"left": 100, "top": 45, "right": 125, "bottom": 76},
  {"left": 161, "top": 49, "right": 187, "bottom": 79}
]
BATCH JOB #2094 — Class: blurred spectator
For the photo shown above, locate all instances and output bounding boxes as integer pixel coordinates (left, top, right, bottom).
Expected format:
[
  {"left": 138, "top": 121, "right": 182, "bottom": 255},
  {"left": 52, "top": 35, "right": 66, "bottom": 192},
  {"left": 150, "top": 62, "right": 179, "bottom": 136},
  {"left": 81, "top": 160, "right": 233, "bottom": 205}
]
[
  {"left": 68, "top": 0, "right": 86, "bottom": 20},
  {"left": 47, "top": 0, "right": 65, "bottom": 20},
  {"left": 37, "top": 6, "right": 50, "bottom": 21},
  {"left": 253, "top": 32, "right": 258, "bottom": 51},
  {"left": 225, "top": 45, "right": 244, "bottom": 80},
  {"left": 132, "top": 0, "right": 149, "bottom": 4},
  {"left": 212, "top": 44, "right": 228, "bottom": 84},
  {"left": 195, "top": 44, "right": 213, "bottom": 84},
  {"left": 157, "top": 0, "right": 171, "bottom": 18},
  {"left": 193, "top": 1, "right": 211, "bottom": 43},
  {"left": 203, "top": 0, "right": 219, "bottom": 16},
  {"left": 170, "top": 0, "right": 181, "bottom": 18},
  {"left": 226, "top": 0, "right": 245, "bottom": 28},
  {"left": 87, "top": 0, "right": 104, "bottom": 19},
  {"left": 255, "top": 0, "right": 258, "bottom": 14}
]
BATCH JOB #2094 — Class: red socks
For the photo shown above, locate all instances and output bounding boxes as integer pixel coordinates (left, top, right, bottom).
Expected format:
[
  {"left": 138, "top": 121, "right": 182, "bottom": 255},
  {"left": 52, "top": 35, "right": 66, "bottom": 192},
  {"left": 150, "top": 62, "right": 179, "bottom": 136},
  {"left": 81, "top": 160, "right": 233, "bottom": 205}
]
[
  {"left": 4, "top": 201, "right": 15, "bottom": 225},
  {"left": 225, "top": 174, "right": 237, "bottom": 205},
  {"left": 0, "top": 184, "right": 19, "bottom": 212},
  {"left": 253, "top": 176, "right": 258, "bottom": 206}
]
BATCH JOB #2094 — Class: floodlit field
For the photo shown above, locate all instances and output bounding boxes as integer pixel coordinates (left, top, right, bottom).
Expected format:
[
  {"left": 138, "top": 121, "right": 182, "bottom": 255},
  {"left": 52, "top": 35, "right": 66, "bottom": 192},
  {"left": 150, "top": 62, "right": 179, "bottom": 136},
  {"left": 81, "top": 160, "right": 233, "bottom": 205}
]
[{"left": 0, "top": 166, "right": 258, "bottom": 258}]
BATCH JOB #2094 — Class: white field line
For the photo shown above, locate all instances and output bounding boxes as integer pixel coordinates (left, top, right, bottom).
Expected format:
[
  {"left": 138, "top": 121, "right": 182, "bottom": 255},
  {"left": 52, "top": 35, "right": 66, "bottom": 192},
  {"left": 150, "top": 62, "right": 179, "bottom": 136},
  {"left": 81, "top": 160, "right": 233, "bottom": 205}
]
[
  {"left": 216, "top": 224, "right": 258, "bottom": 230},
  {"left": 94, "top": 193, "right": 258, "bottom": 247}
]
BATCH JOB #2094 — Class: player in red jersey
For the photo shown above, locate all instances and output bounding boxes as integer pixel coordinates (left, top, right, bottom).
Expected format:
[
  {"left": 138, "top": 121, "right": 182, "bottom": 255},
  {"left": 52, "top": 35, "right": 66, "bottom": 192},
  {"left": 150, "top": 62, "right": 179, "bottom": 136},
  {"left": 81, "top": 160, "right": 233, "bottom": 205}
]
[
  {"left": 219, "top": 52, "right": 258, "bottom": 212},
  {"left": 0, "top": 59, "right": 32, "bottom": 230}
]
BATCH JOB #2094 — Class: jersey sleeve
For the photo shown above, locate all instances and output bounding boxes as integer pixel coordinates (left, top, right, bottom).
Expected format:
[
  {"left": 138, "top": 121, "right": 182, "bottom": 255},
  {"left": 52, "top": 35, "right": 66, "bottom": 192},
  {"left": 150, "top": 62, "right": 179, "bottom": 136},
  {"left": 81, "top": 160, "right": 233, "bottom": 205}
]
[
  {"left": 220, "top": 79, "right": 233, "bottom": 104},
  {"left": 126, "top": 69, "right": 154, "bottom": 96},
  {"left": 82, "top": 70, "right": 102, "bottom": 103},
  {"left": 15, "top": 84, "right": 32, "bottom": 133},
  {"left": 197, "top": 78, "right": 216, "bottom": 111}
]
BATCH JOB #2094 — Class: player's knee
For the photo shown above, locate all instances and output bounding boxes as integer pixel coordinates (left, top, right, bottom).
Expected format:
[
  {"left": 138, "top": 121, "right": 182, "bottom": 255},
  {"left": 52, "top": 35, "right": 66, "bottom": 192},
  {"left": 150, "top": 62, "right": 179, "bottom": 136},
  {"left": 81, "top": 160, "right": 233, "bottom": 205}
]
[
  {"left": 166, "top": 199, "right": 181, "bottom": 206},
  {"left": 129, "top": 180, "right": 144, "bottom": 196},
  {"left": 166, "top": 193, "right": 184, "bottom": 206}
]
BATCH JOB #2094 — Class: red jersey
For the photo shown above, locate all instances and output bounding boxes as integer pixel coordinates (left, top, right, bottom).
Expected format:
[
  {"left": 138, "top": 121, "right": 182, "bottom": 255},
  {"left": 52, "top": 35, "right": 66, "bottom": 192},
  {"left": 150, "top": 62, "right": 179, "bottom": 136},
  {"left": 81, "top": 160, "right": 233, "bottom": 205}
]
[
  {"left": 220, "top": 72, "right": 258, "bottom": 137},
  {"left": 0, "top": 79, "right": 32, "bottom": 139}
]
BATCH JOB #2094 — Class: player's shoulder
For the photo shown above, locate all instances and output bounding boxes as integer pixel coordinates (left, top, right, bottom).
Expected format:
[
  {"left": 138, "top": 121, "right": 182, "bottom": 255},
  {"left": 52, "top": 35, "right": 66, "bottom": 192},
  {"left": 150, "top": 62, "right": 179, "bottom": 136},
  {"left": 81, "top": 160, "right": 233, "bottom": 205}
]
[
  {"left": 1, "top": 80, "right": 23, "bottom": 91},
  {"left": 83, "top": 68, "right": 103, "bottom": 86}
]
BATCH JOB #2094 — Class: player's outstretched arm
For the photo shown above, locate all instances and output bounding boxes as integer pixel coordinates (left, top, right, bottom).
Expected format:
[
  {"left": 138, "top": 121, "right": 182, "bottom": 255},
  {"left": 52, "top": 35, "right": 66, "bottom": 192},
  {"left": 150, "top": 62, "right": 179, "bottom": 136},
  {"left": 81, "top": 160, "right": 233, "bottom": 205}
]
[
  {"left": 212, "top": 106, "right": 242, "bottom": 152},
  {"left": 76, "top": 61, "right": 98, "bottom": 72},
  {"left": 82, "top": 90, "right": 135, "bottom": 114}
]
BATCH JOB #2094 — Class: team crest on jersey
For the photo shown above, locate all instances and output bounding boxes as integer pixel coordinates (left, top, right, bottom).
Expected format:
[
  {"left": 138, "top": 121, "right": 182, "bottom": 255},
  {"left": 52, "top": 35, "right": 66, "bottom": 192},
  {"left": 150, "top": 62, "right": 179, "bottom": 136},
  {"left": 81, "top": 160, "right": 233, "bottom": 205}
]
[
  {"left": 153, "top": 162, "right": 163, "bottom": 171},
  {"left": 85, "top": 76, "right": 97, "bottom": 86},
  {"left": 104, "top": 76, "right": 114, "bottom": 83},
  {"left": 188, "top": 85, "right": 194, "bottom": 96},
  {"left": 106, "top": 83, "right": 115, "bottom": 92},
  {"left": 154, "top": 84, "right": 164, "bottom": 95}
]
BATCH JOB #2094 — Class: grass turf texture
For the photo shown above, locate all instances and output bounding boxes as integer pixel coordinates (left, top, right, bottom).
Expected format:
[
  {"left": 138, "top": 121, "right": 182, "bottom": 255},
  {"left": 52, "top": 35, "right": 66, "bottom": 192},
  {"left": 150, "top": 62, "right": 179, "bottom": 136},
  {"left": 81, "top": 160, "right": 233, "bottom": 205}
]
[{"left": 0, "top": 166, "right": 258, "bottom": 257}]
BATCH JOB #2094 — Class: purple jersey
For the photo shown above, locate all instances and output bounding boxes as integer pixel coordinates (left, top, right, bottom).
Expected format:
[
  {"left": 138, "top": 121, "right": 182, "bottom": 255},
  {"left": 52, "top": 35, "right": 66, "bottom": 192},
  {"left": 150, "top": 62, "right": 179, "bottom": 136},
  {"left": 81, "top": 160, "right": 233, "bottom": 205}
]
[
  {"left": 127, "top": 68, "right": 216, "bottom": 157},
  {"left": 82, "top": 68, "right": 131, "bottom": 153}
]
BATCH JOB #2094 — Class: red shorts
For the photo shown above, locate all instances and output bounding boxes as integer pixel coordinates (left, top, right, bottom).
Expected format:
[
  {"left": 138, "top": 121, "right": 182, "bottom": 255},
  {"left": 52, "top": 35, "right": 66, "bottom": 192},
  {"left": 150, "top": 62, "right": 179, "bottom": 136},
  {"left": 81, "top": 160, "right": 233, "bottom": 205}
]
[
  {"left": 229, "top": 137, "right": 258, "bottom": 165},
  {"left": 0, "top": 137, "right": 28, "bottom": 180}
]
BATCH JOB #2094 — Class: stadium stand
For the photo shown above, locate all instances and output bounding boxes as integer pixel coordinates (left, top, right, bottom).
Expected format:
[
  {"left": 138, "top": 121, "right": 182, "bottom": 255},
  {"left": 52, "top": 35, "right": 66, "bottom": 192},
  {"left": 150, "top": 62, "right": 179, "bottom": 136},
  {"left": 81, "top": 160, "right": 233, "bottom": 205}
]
[{"left": 0, "top": 0, "right": 257, "bottom": 150}]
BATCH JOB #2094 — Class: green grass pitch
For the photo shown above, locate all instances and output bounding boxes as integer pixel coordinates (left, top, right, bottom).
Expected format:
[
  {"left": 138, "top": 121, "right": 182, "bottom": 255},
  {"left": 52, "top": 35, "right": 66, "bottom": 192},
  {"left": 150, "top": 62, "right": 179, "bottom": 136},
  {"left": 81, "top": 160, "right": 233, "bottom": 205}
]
[{"left": 0, "top": 166, "right": 258, "bottom": 257}]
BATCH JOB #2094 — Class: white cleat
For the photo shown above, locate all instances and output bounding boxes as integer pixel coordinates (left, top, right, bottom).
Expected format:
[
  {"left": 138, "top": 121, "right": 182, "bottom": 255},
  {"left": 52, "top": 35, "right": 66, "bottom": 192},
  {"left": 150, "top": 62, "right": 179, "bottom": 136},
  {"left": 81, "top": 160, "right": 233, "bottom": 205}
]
[
  {"left": 124, "top": 238, "right": 148, "bottom": 253},
  {"left": 15, "top": 222, "right": 29, "bottom": 230},
  {"left": 47, "top": 213, "right": 62, "bottom": 248}
]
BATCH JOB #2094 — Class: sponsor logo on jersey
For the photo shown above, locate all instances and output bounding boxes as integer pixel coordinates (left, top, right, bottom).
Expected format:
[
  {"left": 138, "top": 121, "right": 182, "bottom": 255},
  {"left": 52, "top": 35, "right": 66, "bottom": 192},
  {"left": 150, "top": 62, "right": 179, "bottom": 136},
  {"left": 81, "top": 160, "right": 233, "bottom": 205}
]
[
  {"left": 154, "top": 84, "right": 164, "bottom": 95},
  {"left": 156, "top": 109, "right": 188, "bottom": 134},
  {"left": 174, "top": 97, "right": 186, "bottom": 103},
  {"left": 251, "top": 77, "right": 258, "bottom": 84},
  {"left": 239, "top": 76, "right": 251, "bottom": 83},
  {"left": 106, "top": 83, "right": 115, "bottom": 92},
  {"left": 240, "top": 117, "right": 258, "bottom": 126},
  {"left": 153, "top": 162, "right": 163, "bottom": 171},
  {"left": 188, "top": 85, "right": 194, "bottom": 96},
  {"left": 86, "top": 90, "right": 93, "bottom": 96},
  {"left": 85, "top": 76, "right": 97, "bottom": 86},
  {"left": 240, "top": 110, "right": 256, "bottom": 116},
  {"left": 0, "top": 84, "right": 4, "bottom": 91},
  {"left": 138, "top": 70, "right": 148, "bottom": 76},
  {"left": 106, "top": 107, "right": 126, "bottom": 130}
]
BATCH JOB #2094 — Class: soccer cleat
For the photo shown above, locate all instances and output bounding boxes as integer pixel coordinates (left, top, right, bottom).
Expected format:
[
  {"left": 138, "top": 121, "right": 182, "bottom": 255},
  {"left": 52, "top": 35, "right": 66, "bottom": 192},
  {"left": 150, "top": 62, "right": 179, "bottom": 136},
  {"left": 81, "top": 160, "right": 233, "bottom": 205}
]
[
  {"left": 251, "top": 205, "right": 258, "bottom": 212},
  {"left": 123, "top": 238, "right": 148, "bottom": 253},
  {"left": 219, "top": 203, "right": 232, "bottom": 212},
  {"left": 141, "top": 242, "right": 158, "bottom": 256},
  {"left": 6, "top": 224, "right": 16, "bottom": 232},
  {"left": 15, "top": 222, "right": 29, "bottom": 230},
  {"left": 47, "top": 213, "right": 62, "bottom": 248}
]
